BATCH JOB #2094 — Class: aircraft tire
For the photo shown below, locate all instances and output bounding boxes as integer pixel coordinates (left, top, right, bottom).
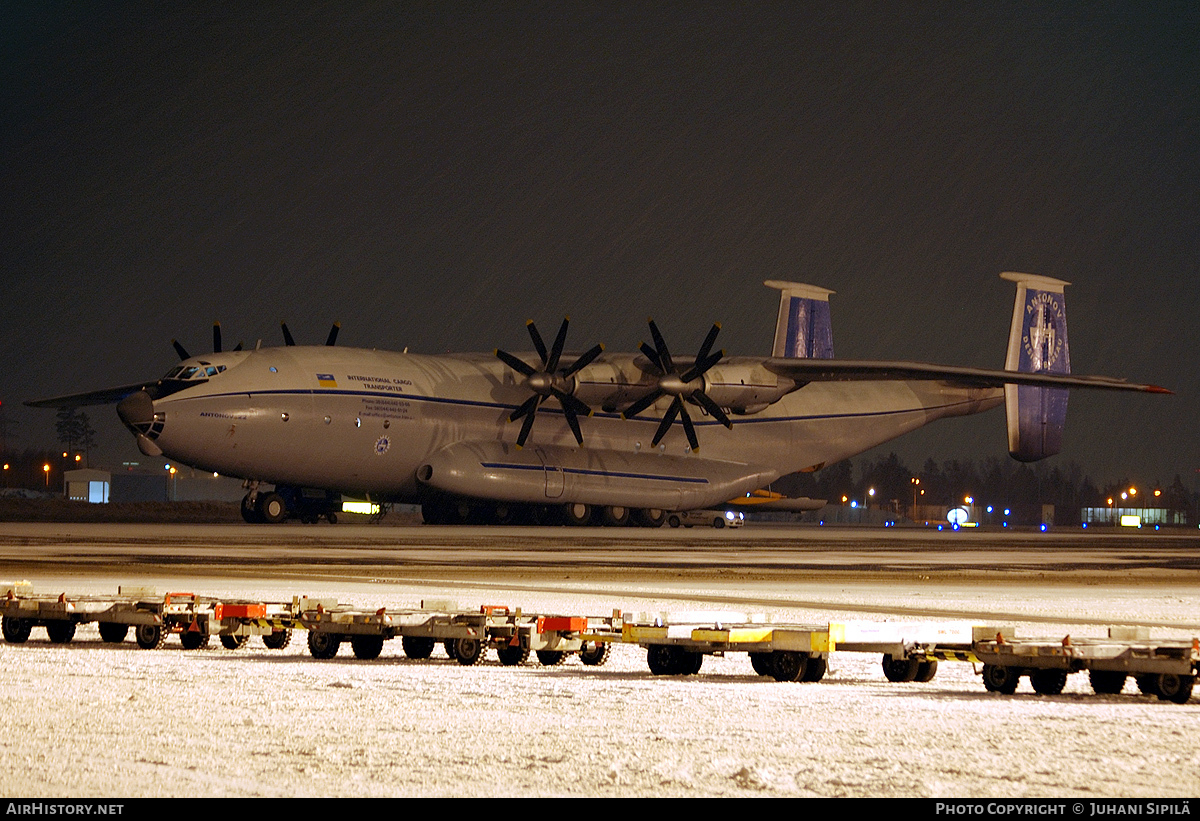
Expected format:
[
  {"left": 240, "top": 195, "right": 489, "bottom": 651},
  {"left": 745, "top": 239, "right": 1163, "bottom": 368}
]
[
  {"left": 45, "top": 621, "right": 76, "bottom": 644},
  {"left": 564, "top": 503, "right": 592, "bottom": 527},
  {"left": 257, "top": 492, "right": 288, "bottom": 524},
  {"left": 631, "top": 508, "right": 666, "bottom": 528},
  {"left": 600, "top": 506, "right": 631, "bottom": 527},
  {"left": 240, "top": 494, "right": 263, "bottom": 524}
]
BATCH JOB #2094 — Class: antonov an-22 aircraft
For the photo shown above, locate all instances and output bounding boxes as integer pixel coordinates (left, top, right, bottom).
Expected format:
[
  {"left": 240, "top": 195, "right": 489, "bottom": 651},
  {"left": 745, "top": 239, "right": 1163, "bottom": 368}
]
[{"left": 29, "top": 273, "right": 1168, "bottom": 526}]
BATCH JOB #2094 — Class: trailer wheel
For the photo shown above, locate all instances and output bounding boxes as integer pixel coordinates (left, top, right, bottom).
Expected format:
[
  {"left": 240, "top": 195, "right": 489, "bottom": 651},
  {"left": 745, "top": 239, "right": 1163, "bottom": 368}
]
[
  {"left": 351, "top": 635, "right": 385, "bottom": 660},
  {"left": 882, "top": 653, "right": 921, "bottom": 682},
  {"left": 1153, "top": 673, "right": 1195, "bottom": 704},
  {"left": 307, "top": 631, "right": 341, "bottom": 659},
  {"left": 1136, "top": 674, "right": 1160, "bottom": 696},
  {"left": 180, "top": 630, "right": 210, "bottom": 650},
  {"left": 915, "top": 659, "right": 939, "bottom": 682},
  {"left": 647, "top": 645, "right": 678, "bottom": 675},
  {"left": 680, "top": 650, "right": 703, "bottom": 675},
  {"left": 220, "top": 634, "right": 249, "bottom": 650},
  {"left": 497, "top": 644, "right": 530, "bottom": 666},
  {"left": 981, "top": 663, "right": 1021, "bottom": 694},
  {"left": 98, "top": 622, "right": 128, "bottom": 643},
  {"left": 45, "top": 621, "right": 76, "bottom": 644},
  {"left": 443, "top": 640, "right": 459, "bottom": 660},
  {"left": 135, "top": 624, "right": 165, "bottom": 650},
  {"left": 454, "top": 637, "right": 486, "bottom": 666},
  {"left": 401, "top": 636, "right": 435, "bottom": 659},
  {"left": 536, "top": 650, "right": 567, "bottom": 666},
  {"left": 1089, "top": 670, "right": 1127, "bottom": 694},
  {"left": 771, "top": 651, "right": 809, "bottom": 682},
  {"left": 1, "top": 616, "right": 31, "bottom": 644},
  {"left": 749, "top": 652, "right": 773, "bottom": 676},
  {"left": 667, "top": 515, "right": 681, "bottom": 528},
  {"left": 262, "top": 629, "right": 292, "bottom": 650},
  {"left": 579, "top": 641, "right": 611, "bottom": 667},
  {"left": 802, "top": 655, "right": 828, "bottom": 682},
  {"left": 1030, "top": 668, "right": 1069, "bottom": 695},
  {"left": 326, "top": 513, "right": 338, "bottom": 525}
]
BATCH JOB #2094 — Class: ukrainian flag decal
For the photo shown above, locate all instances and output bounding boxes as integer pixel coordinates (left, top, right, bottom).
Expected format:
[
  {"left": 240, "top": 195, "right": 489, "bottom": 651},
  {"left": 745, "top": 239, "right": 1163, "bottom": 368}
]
[{"left": 317, "top": 373, "right": 337, "bottom": 387}]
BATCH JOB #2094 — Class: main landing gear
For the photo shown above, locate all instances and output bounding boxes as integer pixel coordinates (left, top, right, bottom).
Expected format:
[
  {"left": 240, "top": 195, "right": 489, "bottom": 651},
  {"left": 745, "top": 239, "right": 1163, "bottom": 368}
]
[{"left": 420, "top": 499, "right": 669, "bottom": 528}]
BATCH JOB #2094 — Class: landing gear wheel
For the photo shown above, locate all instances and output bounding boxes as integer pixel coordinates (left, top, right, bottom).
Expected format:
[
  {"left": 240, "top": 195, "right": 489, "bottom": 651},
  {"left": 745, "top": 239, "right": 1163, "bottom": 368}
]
[
  {"left": 1030, "top": 668, "right": 1069, "bottom": 695},
  {"left": 771, "top": 651, "right": 809, "bottom": 682},
  {"left": 135, "top": 624, "right": 165, "bottom": 650},
  {"left": 220, "top": 634, "right": 249, "bottom": 650},
  {"left": 882, "top": 654, "right": 922, "bottom": 682},
  {"left": 454, "top": 637, "right": 487, "bottom": 666},
  {"left": 262, "top": 629, "right": 292, "bottom": 650},
  {"left": 2, "top": 617, "right": 31, "bottom": 644},
  {"left": 351, "top": 635, "right": 385, "bottom": 660},
  {"left": 1153, "top": 673, "right": 1195, "bottom": 704},
  {"left": 1089, "top": 670, "right": 1127, "bottom": 694},
  {"left": 98, "top": 622, "right": 128, "bottom": 643},
  {"left": 600, "top": 506, "right": 631, "bottom": 527},
  {"left": 497, "top": 644, "right": 530, "bottom": 666},
  {"left": 749, "top": 652, "right": 773, "bottom": 676},
  {"left": 257, "top": 492, "right": 288, "bottom": 524},
  {"left": 631, "top": 508, "right": 666, "bottom": 528},
  {"left": 536, "top": 650, "right": 567, "bottom": 666},
  {"left": 401, "top": 636, "right": 435, "bottom": 659},
  {"left": 564, "top": 503, "right": 592, "bottom": 527},
  {"left": 579, "top": 642, "right": 611, "bottom": 666},
  {"left": 45, "top": 621, "right": 75, "bottom": 644},
  {"left": 180, "top": 630, "right": 210, "bottom": 650},
  {"left": 240, "top": 494, "right": 263, "bottom": 523},
  {"left": 667, "top": 515, "right": 682, "bottom": 528},
  {"left": 307, "top": 631, "right": 341, "bottom": 659},
  {"left": 982, "top": 664, "right": 1021, "bottom": 694}
]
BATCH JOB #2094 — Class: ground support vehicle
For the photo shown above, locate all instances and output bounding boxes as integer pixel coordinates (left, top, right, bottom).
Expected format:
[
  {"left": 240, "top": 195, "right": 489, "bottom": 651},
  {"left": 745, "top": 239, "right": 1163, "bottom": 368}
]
[
  {"left": 619, "top": 610, "right": 833, "bottom": 681},
  {"left": 971, "top": 626, "right": 1199, "bottom": 704},
  {"left": 830, "top": 620, "right": 986, "bottom": 684}
]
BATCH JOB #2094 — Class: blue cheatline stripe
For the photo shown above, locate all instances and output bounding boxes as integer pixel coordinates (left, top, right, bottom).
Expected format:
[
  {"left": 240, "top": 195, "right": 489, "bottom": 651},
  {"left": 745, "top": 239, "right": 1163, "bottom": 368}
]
[
  {"left": 168, "top": 387, "right": 974, "bottom": 427},
  {"left": 479, "top": 462, "right": 710, "bottom": 484}
]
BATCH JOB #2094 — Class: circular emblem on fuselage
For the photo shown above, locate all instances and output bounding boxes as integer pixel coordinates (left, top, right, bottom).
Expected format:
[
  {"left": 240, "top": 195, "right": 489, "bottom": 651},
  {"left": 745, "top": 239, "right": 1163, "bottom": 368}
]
[{"left": 374, "top": 436, "right": 390, "bottom": 455}]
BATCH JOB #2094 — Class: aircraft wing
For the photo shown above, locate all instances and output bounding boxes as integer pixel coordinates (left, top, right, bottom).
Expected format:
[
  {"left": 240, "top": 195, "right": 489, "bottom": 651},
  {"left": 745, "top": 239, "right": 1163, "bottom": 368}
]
[
  {"left": 762, "top": 359, "right": 1172, "bottom": 394},
  {"left": 25, "top": 382, "right": 159, "bottom": 408}
]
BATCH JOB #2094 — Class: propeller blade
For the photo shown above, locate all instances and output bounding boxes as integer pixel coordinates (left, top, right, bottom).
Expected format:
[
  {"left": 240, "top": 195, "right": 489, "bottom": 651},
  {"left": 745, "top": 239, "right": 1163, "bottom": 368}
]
[
  {"left": 546, "top": 317, "right": 570, "bottom": 373},
  {"left": 561, "top": 402, "right": 584, "bottom": 445},
  {"left": 281, "top": 322, "right": 296, "bottom": 347},
  {"left": 681, "top": 349, "right": 724, "bottom": 383},
  {"left": 553, "top": 389, "right": 592, "bottom": 420},
  {"left": 692, "top": 390, "right": 733, "bottom": 429},
  {"left": 515, "top": 402, "right": 539, "bottom": 448},
  {"left": 509, "top": 393, "right": 541, "bottom": 423},
  {"left": 647, "top": 320, "right": 674, "bottom": 373},
  {"left": 679, "top": 404, "right": 699, "bottom": 452},
  {"left": 561, "top": 343, "right": 604, "bottom": 378},
  {"left": 213, "top": 322, "right": 223, "bottom": 353},
  {"left": 172, "top": 340, "right": 190, "bottom": 361},
  {"left": 695, "top": 323, "right": 721, "bottom": 363},
  {"left": 326, "top": 322, "right": 340, "bottom": 346},
  {"left": 638, "top": 341, "right": 664, "bottom": 373},
  {"left": 526, "top": 320, "right": 548, "bottom": 365},
  {"left": 496, "top": 348, "right": 536, "bottom": 377},
  {"left": 233, "top": 342, "right": 244, "bottom": 352},
  {"left": 621, "top": 389, "right": 663, "bottom": 419},
  {"left": 650, "top": 399, "right": 682, "bottom": 447}
]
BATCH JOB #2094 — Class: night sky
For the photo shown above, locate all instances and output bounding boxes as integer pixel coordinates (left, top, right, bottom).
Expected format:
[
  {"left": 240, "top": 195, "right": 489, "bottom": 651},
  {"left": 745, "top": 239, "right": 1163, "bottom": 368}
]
[{"left": 2, "top": 2, "right": 1197, "bottom": 489}]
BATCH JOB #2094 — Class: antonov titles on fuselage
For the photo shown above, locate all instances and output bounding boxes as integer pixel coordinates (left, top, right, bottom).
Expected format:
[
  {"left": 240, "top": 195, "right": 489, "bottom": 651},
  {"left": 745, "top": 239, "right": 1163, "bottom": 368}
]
[{"left": 29, "top": 273, "right": 1168, "bottom": 526}]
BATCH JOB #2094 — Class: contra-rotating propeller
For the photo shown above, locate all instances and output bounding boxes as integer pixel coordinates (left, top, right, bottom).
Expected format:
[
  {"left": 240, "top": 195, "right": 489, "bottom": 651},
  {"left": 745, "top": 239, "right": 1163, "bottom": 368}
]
[
  {"left": 171, "top": 322, "right": 243, "bottom": 360},
  {"left": 281, "top": 321, "right": 341, "bottom": 347},
  {"left": 495, "top": 318, "right": 604, "bottom": 447},
  {"left": 620, "top": 319, "right": 733, "bottom": 452}
]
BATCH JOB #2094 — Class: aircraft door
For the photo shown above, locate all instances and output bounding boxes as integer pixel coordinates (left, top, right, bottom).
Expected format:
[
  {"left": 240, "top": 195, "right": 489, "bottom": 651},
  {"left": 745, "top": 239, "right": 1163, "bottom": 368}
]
[{"left": 534, "top": 447, "right": 565, "bottom": 498}]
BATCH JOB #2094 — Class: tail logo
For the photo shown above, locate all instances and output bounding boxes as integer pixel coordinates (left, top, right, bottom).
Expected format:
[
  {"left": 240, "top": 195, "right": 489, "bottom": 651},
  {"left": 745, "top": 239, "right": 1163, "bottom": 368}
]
[{"left": 1022, "top": 292, "right": 1066, "bottom": 372}]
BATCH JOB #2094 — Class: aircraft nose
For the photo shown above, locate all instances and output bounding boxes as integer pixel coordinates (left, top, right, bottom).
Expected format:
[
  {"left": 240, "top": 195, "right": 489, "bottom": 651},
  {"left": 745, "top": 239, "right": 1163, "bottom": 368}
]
[{"left": 117, "top": 390, "right": 155, "bottom": 428}]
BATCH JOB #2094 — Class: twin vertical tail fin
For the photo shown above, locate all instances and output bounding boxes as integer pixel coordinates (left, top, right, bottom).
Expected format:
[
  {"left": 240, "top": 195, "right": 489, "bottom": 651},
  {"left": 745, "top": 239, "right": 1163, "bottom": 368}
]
[
  {"left": 765, "top": 281, "right": 835, "bottom": 358},
  {"left": 1002, "top": 272, "right": 1071, "bottom": 461}
]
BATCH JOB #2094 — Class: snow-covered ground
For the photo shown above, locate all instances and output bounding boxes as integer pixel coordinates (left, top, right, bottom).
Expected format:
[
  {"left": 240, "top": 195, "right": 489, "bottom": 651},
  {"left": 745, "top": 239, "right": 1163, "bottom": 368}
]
[{"left": 1, "top": 575, "right": 1197, "bottom": 798}]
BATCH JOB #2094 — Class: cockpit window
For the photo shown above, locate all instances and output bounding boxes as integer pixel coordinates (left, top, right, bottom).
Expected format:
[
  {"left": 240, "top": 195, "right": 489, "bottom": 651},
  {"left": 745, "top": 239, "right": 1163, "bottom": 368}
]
[{"left": 162, "top": 364, "right": 226, "bottom": 381}]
